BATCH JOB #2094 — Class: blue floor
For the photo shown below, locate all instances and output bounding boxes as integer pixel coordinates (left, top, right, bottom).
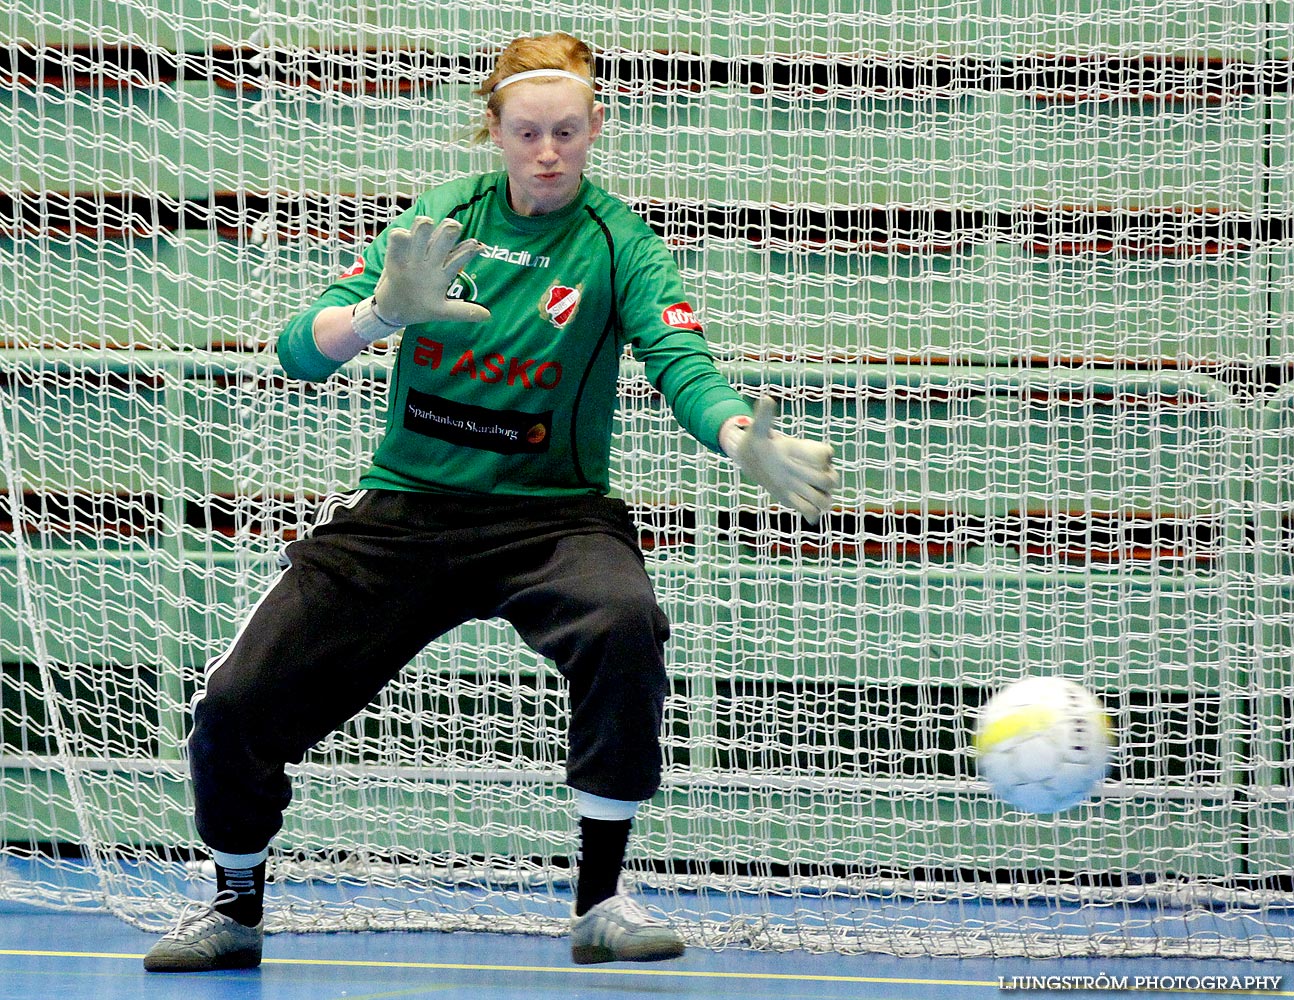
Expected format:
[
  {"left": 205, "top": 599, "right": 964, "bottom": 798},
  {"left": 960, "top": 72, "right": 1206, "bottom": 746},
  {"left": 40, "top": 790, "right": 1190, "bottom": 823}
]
[{"left": 0, "top": 902, "right": 1290, "bottom": 1000}]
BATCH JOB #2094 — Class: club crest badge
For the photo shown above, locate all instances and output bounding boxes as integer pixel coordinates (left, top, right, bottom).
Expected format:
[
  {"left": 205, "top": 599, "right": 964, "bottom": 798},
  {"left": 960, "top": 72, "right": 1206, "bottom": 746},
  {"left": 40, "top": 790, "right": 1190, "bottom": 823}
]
[{"left": 542, "top": 284, "right": 581, "bottom": 328}]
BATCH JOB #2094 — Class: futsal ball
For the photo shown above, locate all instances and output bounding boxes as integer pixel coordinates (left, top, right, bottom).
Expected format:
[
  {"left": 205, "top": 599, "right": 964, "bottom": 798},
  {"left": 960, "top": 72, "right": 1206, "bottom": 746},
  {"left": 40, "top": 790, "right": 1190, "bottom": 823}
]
[{"left": 972, "top": 676, "right": 1113, "bottom": 814}]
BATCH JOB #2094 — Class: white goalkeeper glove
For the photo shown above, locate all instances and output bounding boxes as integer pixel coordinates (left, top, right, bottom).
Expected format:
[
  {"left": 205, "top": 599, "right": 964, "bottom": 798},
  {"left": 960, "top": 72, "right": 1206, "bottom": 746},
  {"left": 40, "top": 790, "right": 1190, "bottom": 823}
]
[
  {"left": 721, "top": 397, "right": 837, "bottom": 523},
  {"left": 351, "top": 216, "right": 491, "bottom": 343}
]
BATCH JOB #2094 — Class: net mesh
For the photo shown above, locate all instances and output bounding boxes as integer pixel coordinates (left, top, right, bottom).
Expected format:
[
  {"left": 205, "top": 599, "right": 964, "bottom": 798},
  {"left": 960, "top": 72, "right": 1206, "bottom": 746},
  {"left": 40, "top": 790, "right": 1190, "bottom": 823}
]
[{"left": 1, "top": 0, "right": 1293, "bottom": 958}]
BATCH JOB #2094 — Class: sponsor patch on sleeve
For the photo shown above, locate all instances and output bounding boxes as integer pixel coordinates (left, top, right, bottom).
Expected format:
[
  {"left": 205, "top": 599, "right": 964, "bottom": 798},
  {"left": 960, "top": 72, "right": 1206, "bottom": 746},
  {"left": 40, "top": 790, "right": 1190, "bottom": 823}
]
[
  {"left": 661, "top": 301, "right": 702, "bottom": 331},
  {"left": 338, "top": 256, "right": 366, "bottom": 279}
]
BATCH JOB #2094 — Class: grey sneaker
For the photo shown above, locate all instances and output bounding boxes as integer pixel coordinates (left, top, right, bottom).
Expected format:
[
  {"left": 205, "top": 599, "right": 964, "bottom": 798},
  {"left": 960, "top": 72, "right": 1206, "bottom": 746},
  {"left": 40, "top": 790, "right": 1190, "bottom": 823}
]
[
  {"left": 570, "top": 894, "right": 686, "bottom": 964},
  {"left": 143, "top": 890, "right": 263, "bottom": 972}
]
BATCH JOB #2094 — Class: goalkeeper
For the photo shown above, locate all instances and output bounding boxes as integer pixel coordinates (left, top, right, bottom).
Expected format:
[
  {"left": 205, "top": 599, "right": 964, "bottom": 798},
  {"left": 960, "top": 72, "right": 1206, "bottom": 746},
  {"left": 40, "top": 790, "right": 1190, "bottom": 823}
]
[{"left": 145, "top": 30, "right": 835, "bottom": 973}]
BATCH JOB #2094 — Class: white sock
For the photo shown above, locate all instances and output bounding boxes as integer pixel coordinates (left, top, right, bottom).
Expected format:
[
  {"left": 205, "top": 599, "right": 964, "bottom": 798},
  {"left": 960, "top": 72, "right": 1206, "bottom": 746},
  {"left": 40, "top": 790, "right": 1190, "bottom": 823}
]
[
  {"left": 211, "top": 848, "right": 269, "bottom": 869},
  {"left": 575, "top": 791, "right": 640, "bottom": 821}
]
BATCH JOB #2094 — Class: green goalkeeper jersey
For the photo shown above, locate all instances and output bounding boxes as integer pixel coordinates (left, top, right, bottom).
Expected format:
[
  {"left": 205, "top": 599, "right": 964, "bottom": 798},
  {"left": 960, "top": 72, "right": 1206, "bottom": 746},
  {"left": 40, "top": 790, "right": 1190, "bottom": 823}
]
[{"left": 277, "top": 171, "right": 752, "bottom": 496}]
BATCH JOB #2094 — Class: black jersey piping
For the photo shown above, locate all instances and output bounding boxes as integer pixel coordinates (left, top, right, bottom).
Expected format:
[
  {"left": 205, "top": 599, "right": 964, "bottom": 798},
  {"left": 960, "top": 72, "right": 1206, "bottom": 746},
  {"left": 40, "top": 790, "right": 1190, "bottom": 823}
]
[
  {"left": 571, "top": 204, "right": 621, "bottom": 490},
  {"left": 447, "top": 186, "right": 495, "bottom": 219}
]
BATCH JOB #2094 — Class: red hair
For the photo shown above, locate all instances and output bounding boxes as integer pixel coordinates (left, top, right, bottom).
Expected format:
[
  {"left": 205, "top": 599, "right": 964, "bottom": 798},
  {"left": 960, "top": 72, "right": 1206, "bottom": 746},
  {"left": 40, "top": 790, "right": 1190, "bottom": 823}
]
[{"left": 472, "top": 32, "right": 596, "bottom": 143}]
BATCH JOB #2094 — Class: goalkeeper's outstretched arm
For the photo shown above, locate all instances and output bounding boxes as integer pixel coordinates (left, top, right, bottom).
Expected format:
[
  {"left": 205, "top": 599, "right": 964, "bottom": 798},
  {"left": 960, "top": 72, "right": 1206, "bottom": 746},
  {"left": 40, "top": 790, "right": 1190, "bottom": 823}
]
[{"left": 614, "top": 231, "right": 836, "bottom": 523}]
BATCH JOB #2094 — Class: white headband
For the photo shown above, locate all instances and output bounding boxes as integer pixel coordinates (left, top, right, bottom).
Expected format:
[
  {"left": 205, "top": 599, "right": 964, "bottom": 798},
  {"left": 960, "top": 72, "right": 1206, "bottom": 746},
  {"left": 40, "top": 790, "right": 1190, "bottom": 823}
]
[{"left": 492, "top": 69, "right": 595, "bottom": 93}]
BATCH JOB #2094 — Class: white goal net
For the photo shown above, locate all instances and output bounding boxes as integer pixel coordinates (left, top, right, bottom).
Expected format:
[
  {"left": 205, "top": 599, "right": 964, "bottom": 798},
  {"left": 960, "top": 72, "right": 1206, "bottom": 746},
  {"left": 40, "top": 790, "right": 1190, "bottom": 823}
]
[{"left": 1, "top": 0, "right": 1293, "bottom": 959}]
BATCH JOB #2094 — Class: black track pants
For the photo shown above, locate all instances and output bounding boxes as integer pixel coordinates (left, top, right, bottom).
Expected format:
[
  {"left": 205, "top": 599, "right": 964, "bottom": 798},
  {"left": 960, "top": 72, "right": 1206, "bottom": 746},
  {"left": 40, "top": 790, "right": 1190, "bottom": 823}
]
[{"left": 190, "top": 489, "right": 670, "bottom": 855}]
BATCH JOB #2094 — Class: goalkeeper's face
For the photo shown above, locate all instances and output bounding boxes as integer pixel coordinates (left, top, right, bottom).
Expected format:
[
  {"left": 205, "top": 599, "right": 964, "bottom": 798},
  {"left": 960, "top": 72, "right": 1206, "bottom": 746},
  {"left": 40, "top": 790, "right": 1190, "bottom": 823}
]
[{"left": 488, "top": 80, "right": 604, "bottom": 217}]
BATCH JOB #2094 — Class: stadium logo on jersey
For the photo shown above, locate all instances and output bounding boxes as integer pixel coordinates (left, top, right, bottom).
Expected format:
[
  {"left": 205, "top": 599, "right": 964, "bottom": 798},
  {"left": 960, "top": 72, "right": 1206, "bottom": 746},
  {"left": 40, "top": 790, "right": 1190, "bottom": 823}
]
[
  {"left": 542, "top": 284, "right": 581, "bottom": 328},
  {"left": 662, "top": 301, "right": 702, "bottom": 331},
  {"left": 338, "top": 255, "right": 366, "bottom": 279},
  {"left": 481, "top": 244, "right": 552, "bottom": 269}
]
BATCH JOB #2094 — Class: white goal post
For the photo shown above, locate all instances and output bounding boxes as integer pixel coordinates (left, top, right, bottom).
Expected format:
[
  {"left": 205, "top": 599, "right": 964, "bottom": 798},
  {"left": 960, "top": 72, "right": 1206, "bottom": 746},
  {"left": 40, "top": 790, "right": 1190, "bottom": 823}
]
[{"left": 1, "top": 0, "right": 1293, "bottom": 959}]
